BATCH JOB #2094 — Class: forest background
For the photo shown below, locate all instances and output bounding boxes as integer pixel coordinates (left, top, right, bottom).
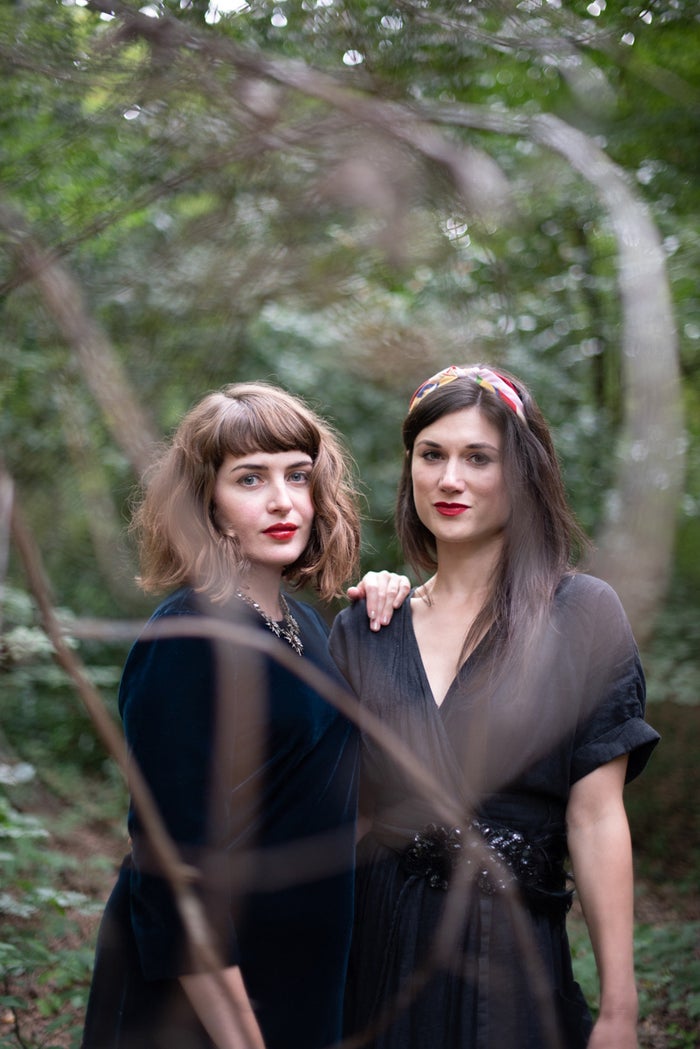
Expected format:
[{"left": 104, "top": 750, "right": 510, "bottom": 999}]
[{"left": 1, "top": 0, "right": 699, "bottom": 1046}]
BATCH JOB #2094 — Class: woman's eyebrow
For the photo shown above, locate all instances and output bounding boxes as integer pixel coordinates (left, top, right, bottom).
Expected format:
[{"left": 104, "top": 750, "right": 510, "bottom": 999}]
[
  {"left": 415, "top": 439, "right": 499, "bottom": 452},
  {"left": 230, "top": 461, "right": 268, "bottom": 473},
  {"left": 229, "top": 457, "right": 313, "bottom": 473}
]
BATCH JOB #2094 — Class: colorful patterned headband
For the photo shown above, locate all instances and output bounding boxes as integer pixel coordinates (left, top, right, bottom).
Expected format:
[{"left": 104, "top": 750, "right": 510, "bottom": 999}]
[{"left": 408, "top": 364, "right": 527, "bottom": 424}]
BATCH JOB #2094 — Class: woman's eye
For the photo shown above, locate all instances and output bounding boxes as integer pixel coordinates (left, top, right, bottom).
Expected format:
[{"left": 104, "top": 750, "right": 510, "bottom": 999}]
[
  {"left": 421, "top": 451, "right": 443, "bottom": 462},
  {"left": 468, "top": 453, "right": 490, "bottom": 466},
  {"left": 289, "top": 471, "right": 310, "bottom": 484},
  {"left": 239, "top": 474, "right": 260, "bottom": 487}
]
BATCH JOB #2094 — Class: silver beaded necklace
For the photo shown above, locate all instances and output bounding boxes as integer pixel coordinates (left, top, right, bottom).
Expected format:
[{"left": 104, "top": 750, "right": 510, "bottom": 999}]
[{"left": 234, "top": 588, "right": 304, "bottom": 656}]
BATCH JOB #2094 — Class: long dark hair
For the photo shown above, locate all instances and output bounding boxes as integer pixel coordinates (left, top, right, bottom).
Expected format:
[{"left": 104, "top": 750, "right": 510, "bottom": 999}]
[{"left": 396, "top": 365, "right": 589, "bottom": 668}]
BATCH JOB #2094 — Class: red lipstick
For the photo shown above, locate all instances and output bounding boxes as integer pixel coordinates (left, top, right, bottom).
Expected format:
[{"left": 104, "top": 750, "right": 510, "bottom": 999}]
[
  {"left": 434, "top": 502, "right": 469, "bottom": 517},
  {"left": 264, "top": 523, "right": 298, "bottom": 540}
]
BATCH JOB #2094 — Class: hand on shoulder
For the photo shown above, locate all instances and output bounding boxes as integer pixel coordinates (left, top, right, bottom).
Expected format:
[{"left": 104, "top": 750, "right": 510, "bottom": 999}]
[{"left": 346, "top": 570, "right": 411, "bottom": 631}]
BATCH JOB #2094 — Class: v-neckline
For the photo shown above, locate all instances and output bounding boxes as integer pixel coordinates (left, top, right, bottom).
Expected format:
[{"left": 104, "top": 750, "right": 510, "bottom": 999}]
[
  {"left": 405, "top": 595, "right": 478, "bottom": 712},
  {"left": 407, "top": 595, "right": 461, "bottom": 709}
]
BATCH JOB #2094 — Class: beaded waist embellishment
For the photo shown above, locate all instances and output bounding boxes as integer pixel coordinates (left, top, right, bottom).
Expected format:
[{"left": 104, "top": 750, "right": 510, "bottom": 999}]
[{"left": 401, "top": 820, "right": 569, "bottom": 903}]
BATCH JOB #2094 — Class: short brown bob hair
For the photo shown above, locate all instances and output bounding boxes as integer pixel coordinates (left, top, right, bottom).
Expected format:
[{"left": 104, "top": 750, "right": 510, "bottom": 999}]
[{"left": 132, "top": 382, "right": 360, "bottom": 603}]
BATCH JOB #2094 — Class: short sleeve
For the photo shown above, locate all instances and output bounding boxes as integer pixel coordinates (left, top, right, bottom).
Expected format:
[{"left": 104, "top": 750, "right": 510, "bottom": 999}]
[{"left": 567, "top": 577, "right": 660, "bottom": 786}]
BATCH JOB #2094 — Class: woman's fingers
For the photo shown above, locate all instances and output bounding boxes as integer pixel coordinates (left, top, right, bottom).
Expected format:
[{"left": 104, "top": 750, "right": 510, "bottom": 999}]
[{"left": 348, "top": 571, "right": 411, "bottom": 630}]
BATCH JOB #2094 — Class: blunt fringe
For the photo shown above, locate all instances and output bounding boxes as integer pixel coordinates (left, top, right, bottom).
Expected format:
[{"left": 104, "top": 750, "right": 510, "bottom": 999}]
[{"left": 131, "top": 382, "right": 361, "bottom": 603}]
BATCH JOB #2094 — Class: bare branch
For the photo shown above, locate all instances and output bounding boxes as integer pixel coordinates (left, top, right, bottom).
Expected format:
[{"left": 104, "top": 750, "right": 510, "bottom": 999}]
[
  {"left": 0, "top": 199, "right": 158, "bottom": 478},
  {"left": 86, "top": 0, "right": 513, "bottom": 224},
  {"left": 0, "top": 470, "right": 13, "bottom": 633}
]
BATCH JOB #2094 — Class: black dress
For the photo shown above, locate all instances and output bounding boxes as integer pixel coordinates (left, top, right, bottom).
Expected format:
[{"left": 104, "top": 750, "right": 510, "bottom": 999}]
[
  {"left": 329, "top": 573, "right": 659, "bottom": 1049},
  {"left": 82, "top": 588, "right": 358, "bottom": 1049}
]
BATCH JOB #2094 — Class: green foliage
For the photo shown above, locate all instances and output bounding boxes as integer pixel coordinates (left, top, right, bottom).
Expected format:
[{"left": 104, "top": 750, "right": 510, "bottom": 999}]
[
  {"left": 0, "top": 785, "right": 103, "bottom": 1049},
  {"left": 643, "top": 581, "right": 700, "bottom": 708},
  {"left": 625, "top": 700, "right": 700, "bottom": 887},
  {"left": 569, "top": 914, "right": 700, "bottom": 1047},
  {"left": 637, "top": 923, "right": 700, "bottom": 1029},
  {"left": 1, "top": 0, "right": 698, "bottom": 621},
  {"left": 1, "top": 586, "right": 126, "bottom": 778}
]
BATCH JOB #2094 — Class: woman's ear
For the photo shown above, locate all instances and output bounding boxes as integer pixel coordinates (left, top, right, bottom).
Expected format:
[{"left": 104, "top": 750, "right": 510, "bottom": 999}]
[{"left": 210, "top": 504, "right": 234, "bottom": 538}]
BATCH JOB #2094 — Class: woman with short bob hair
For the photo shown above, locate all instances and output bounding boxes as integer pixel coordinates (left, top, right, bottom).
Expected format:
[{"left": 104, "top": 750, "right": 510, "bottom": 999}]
[
  {"left": 133, "top": 381, "right": 360, "bottom": 603},
  {"left": 82, "top": 381, "right": 408, "bottom": 1049},
  {"left": 331, "top": 364, "right": 659, "bottom": 1049}
]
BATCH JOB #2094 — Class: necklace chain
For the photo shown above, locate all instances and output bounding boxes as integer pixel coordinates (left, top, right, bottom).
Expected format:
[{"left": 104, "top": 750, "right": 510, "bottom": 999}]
[{"left": 234, "top": 588, "right": 304, "bottom": 656}]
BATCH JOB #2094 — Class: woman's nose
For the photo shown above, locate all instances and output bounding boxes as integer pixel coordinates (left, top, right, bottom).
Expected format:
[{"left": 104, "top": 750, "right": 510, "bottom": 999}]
[
  {"left": 268, "top": 480, "right": 293, "bottom": 511},
  {"left": 439, "top": 459, "right": 464, "bottom": 490}
]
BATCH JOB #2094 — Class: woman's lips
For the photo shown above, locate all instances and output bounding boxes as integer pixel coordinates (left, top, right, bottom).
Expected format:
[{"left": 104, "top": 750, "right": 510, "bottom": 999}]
[
  {"left": 264, "top": 523, "right": 299, "bottom": 540},
  {"left": 434, "top": 503, "right": 469, "bottom": 516}
]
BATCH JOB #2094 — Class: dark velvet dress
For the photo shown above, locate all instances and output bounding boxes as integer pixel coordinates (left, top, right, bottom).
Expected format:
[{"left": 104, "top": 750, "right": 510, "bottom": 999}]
[
  {"left": 329, "top": 573, "right": 659, "bottom": 1049},
  {"left": 82, "top": 588, "right": 358, "bottom": 1049}
]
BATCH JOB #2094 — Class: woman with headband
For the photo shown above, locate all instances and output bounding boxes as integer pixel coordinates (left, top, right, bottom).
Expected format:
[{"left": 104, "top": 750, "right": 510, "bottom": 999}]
[{"left": 330, "top": 365, "right": 659, "bottom": 1049}]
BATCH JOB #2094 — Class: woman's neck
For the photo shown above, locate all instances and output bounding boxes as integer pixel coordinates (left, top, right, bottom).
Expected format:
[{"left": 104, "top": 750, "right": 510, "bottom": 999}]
[
  {"left": 425, "top": 536, "right": 503, "bottom": 604},
  {"left": 236, "top": 566, "right": 286, "bottom": 619}
]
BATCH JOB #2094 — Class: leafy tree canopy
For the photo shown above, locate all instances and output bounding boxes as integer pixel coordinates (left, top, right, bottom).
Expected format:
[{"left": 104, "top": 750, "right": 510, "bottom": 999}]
[{"left": 0, "top": 0, "right": 698, "bottom": 635}]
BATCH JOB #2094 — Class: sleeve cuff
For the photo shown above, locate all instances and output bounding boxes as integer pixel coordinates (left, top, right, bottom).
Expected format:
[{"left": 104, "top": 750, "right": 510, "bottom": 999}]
[{"left": 571, "top": 717, "right": 660, "bottom": 786}]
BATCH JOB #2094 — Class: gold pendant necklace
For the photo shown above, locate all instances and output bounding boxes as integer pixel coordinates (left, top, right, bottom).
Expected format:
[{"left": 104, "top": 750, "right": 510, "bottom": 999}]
[{"left": 234, "top": 589, "right": 304, "bottom": 656}]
